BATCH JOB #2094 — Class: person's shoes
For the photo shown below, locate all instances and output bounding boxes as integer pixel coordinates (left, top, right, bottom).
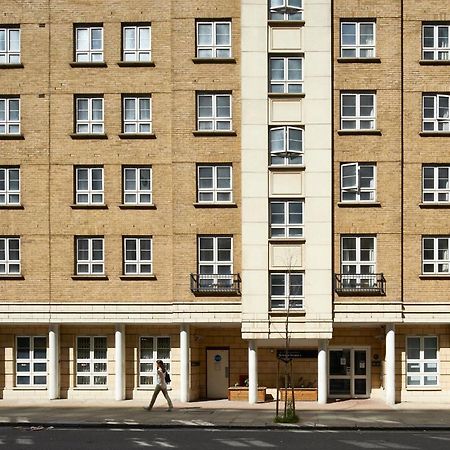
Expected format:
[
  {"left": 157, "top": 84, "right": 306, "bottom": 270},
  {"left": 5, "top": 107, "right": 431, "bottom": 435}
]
[
  {"left": 144, "top": 406, "right": 151, "bottom": 411},
  {"left": 166, "top": 408, "right": 173, "bottom": 412}
]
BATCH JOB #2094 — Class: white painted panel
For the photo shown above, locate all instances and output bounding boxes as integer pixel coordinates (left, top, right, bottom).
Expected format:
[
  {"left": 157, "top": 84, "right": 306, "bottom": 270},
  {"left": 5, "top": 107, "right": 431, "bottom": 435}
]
[
  {"left": 269, "top": 243, "right": 303, "bottom": 269},
  {"left": 269, "top": 27, "right": 302, "bottom": 52},
  {"left": 269, "top": 171, "right": 304, "bottom": 196},
  {"left": 269, "top": 98, "right": 302, "bottom": 123}
]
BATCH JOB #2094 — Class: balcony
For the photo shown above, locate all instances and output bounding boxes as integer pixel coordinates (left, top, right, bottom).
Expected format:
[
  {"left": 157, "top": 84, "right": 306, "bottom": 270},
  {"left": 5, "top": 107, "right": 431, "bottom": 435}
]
[
  {"left": 190, "top": 273, "right": 241, "bottom": 295},
  {"left": 334, "top": 273, "right": 386, "bottom": 296}
]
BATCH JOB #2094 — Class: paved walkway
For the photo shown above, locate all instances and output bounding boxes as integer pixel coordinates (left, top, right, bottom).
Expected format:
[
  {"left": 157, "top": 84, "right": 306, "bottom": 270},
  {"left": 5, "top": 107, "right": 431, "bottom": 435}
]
[{"left": 1, "top": 397, "right": 450, "bottom": 429}]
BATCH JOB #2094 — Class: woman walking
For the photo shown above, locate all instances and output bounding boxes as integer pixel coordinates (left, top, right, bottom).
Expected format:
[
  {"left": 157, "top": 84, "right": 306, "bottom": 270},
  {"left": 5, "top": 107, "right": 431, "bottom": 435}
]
[{"left": 146, "top": 360, "right": 173, "bottom": 411}]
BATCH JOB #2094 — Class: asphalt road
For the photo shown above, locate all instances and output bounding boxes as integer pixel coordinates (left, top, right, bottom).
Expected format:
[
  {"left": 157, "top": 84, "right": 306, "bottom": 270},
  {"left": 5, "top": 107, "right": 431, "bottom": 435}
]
[{"left": 1, "top": 428, "right": 450, "bottom": 449}]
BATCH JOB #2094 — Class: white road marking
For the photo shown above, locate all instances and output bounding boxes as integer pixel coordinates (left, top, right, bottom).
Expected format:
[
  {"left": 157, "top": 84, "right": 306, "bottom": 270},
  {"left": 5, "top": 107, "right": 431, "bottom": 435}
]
[
  {"left": 339, "top": 440, "right": 418, "bottom": 449},
  {"left": 215, "top": 441, "right": 248, "bottom": 447},
  {"left": 131, "top": 439, "right": 153, "bottom": 447},
  {"left": 428, "top": 436, "right": 450, "bottom": 441},
  {"left": 171, "top": 419, "right": 214, "bottom": 426},
  {"left": 245, "top": 439, "right": 276, "bottom": 447},
  {"left": 16, "top": 437, "right": 34, "bottom": 445}
]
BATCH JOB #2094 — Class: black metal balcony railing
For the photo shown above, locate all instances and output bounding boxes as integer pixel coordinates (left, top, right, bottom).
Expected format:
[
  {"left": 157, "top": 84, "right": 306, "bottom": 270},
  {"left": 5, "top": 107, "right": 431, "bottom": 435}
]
[
  {"left": 334, "top": 273, "right": 386, "bottom": 295},
  {"left": 190, "top": 273, "right": 241, "bottom": 295}
]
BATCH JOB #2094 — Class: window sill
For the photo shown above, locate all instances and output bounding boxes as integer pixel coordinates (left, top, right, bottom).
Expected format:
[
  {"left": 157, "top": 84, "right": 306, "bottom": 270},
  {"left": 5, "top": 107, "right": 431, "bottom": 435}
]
[
  {"left": 120, "top": 275, "right": 157, "bottom": 280},
  {"left": 71, "top": 275, "right": 109, "bottom": 280},
  {"left": 70, "top": 62, "right": 107, "bottom": 68},
  {"left": 268, "top": 238, "right": 305, "bottom": 243},
  {"left": 0, "top": 63, "right": 24, "bottom": 69},
  {"left": 192, "top": 130, "right": 237, "bottom": 137},
  {"left": 117, "top": 61, "right": 155, "bottom": 67},
  {"left": 419, "top": 275, "right": 450, "bottom": 279},
  {"left": 13, "top": 386, "right": 47, "bottom": 390},
  {"left": 0, "top": 275, "right": 24, "bottom": 280},
  {"left": 268, "top": 92, "right": 305, "bottom": 99},
  {"left": 337, "top": 57, "right": 381, "bottom": 64},
  {"left": 118, "top": 133, "right": 156, "bottom": 139},
  {"left": 419, "top": 202, "right": 450, "bottom": 208},
  {"left": 193, "top": 202, "right": 237, "bottom": 208},
  {"left": 70, "top": 204, "right": 108, "bottom": 209},
  {"left": 0, "top": 204, "right": 24, "bottom": 209},
  {"left": 267, "top": 20, "right": 305, "bottom": 27},
  {"left": 268, "top": 165, "right": 305, "bottom": 171},
  {"left": 136, "top": 386, "right": 172, "bottom": 391},
  {"left": 337, "top": 201, "right": 381, "bottom": 207},
  {"left": 73, "top": 386, "right": 109, "bottom": 391},
  {"left": 337, "top": 129, "right": 382, "bottom": 136},
  {"left": 406, "top": 386, "right": 441, "bottom": 391},
  {"left": 0, "top": 134, "right": 24, "bottom": 140},
  {"left": 70, "top": 133, "right": 108, "bottom": 140},
  {"left": 118, "top": 203, "right": 156, "bottom": 209},
  {"left": 270, "top": 309, "right": 306, "bottom": 316},
  {"left": 192, "top": 57, "right": 236, "bottom": 64},
  {"left": 419, "top": 60, "right": 450, "bottom": 66},
  {"left": 420, "top": 131, "right": 450, "bottom": 137}
]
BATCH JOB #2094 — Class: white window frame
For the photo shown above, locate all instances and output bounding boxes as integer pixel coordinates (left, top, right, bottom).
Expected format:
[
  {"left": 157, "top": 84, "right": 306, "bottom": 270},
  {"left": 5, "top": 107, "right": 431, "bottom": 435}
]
[
  {"left": 197, "top": 93, "right": 232, "bottom": 131},
  {"left": 341, "top": 92, "right": 376, "bottom": 130},
  {"left": 423, "top": 24, "right": 450, "bottom": 61},
  {"left": 75, "top": 167, "right": 104, "bottom": 205},
  {"left": 406, "top": 336, "right": 439, "bottom": 388},
  {"left": 269, "top": 126, "right": 303, "bottom": 166},
  {"left": 423, "top": 94, "right": 450, "bottom": 132},
  {"left": 341, "top": 235, "right": 376, "bottom": 287},
  {"left": 0, "top": 236, "right": 20, "bottom": 275},
  {"left": 123, "top": 166, "right": 152, "bottom": 205},
  {"left": 123, "top": 96, "right": 152, "bottom": 134},
  {"left": 75, "top": 96, "right": 104, "bottom": 134},
  {"left": 269, "top": 0, "right": 303, "bottom": 21},
  {"left": 0, "top": 166, "right": 20, "bottom": 205},
  {"left": 423, "top": 165, "right": 450, "bottom": 203},
  {"left": 122, "top": 24, "right": 151, "bottom": 62},
  {"left": 16, "top": 336, "right": 47, "bottom": 387},
  {"left": 0, "top": 27, "right": 20, "bottom": 64},
  {"left": 269, "top": 200, "right": 304, "bottom": 238},
  {"left": 124, "top": 237, "right": 152, "bottom": 275},
  {"left": 341, "top": 163, "right": 376, "bottom": 202},
  {"left": 340, "top": 21, "right": 376, "bottom": 58},
  {"left": 139, "top": 336, "right": 171, "bottom": 387},
  {"left": 422, "top": 236, "right": 450, "bottom": 275},
  {"left": 76, "top": 336, "right": 107, "bottom": 387},
  {"left": 270, "top": 272, "right": 304, "bottom": 310},
  {"left": 75, "top": 26, "right": 103, "bottom": 62},
  {"left": 198, "top": 236, "right": 233, "bottom": 288},
  {"left": 197, "top": 165, "right": 232, "bottom": 203},
  {"left": 0, "top": 97, "right": 20, "bottom": 135},
  {"left": 269, "top": 56, "right": 303, "bottom": 94},
  {"left": 196, "top": 21, "right": 231, "bottom": 58},
  {"left": 76, "top": 237, "right": 104, "bottom": 275}
]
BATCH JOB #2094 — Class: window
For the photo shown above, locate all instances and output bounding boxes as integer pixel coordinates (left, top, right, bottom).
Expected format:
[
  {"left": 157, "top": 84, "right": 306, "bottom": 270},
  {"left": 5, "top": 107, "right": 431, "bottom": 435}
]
[
  {"left": 196, "top": 21, "right": 231, "bottom": 58},
  {"left": 0, "top": 167, "right": 20, "bottom": 205},
  {"left": 269, "top": 56, "right": 303, "bottom": 94},
  {"left": 423, "top": 94, "right": 450, "bottom": 132},
  {"left": 341, "top": 236, "right": 376, "bottom": 287},
  {"left": 0, "top": 97, "right": 20, "bottom": 134},
  {"left": 423, "top": 24, "right": 450, "bottom": 61},
  {"left": 269, "top": 126, "right": 303, "bottom": 166},
  {"left": 269, "top": 0, "right": 303, "bottom": 21},
  {"left": 406, "top": 336, "right": 438, "bottom": 387},
  {"left": 123, "top": 167, "right": 152, "bottom": 205},
  {"left": 197, "top": 165, "right": 232, "bottom": 203},
  {"left": 75, "top": 25, "right": 103, "bottom": 62},
  {"left": 270, "top": 272, "right": 304, "bottom": 310},
  {"left": 124, "top": 237, "right": 152, "bottom": 275},
  {"left": 341, "top": 22, "right": 375, "bottom": 58},
  {"left": 76, "top": 237, "right": 104, "bottom": 275},
  {"left": 0, "top": 237, "right": 20, "bottom": 275},
  {"left": 75, "top": 96, "right": 104, "bottom": 134},
  {"left": 75, "top": 167, "right": 104, "bottom": 205},
  {"left": 139, "top": 336, "right": 170, "bottom": 386},
  {"left": 76, "top": 336, "right": 107, "bottom": 386},
  {"left": 16, "top": 337, "right": 47, "bottom": 386},
  {"left": 198, "top": 236, "right": 233, "bottom": 288},
  {"left": 270, "top": 200, "right": 303, "bottom": 238},
  {"left": 341, "top": 163, "right": 376, "bottom": 202},
  {"left": 423, "top": 236, "right": 450, "bottom": 275},
  {"left": 341, "top": 93, "right": 376, "bottom": 130},
  {"left": 123, "top": 96, "right": 151, "bottom": 134},
  {"left": 0, "top": 27, "right": 20, "bottom": 64},
  {"left": 197, "top": 93, "right": 232, "bottom": 131},
  {"left": 122, "top": 24, "right": 151, "bottom": 62},
  {"left": 423, "top": 166, "right": 450, "bottom": 203}
]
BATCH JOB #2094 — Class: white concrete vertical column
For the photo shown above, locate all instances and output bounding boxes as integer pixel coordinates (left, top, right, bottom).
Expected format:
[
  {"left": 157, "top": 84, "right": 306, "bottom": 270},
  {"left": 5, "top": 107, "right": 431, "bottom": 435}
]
[
  {"left": 115, "top": 324, "right": 126, "bottom": 401},
  {"left": 248, "top": 340, "right": 258, "bottom": 404},
  {"left": 385, "top": 323, "right": 396, "bottom": 406},
  {"left": 48, "top": 324, "right": 60, "bottom": 400},
  {"left": 180, "top": 324, "right": 190, "bottom": 403},
  {"left": 317, "top": 339, "right": 328, "bottom": 404}
]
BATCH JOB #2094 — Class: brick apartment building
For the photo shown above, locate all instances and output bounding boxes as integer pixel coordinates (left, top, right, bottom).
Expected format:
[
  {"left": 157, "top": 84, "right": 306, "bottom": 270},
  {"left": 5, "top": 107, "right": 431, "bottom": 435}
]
[{"left": 0, "top": 0, "right": 449, "bottom": 405}]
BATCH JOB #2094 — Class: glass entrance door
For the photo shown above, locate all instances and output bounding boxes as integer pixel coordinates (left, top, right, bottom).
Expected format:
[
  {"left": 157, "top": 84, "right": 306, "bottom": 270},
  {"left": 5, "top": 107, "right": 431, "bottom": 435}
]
[{"left": 329, "top": 348, "right": 369, "bottom": 398}]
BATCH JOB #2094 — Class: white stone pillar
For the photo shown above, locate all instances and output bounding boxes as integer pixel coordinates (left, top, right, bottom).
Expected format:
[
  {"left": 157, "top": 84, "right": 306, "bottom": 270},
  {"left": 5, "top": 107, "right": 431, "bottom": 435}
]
[
  {"left": 115, "top": 324, "right": 126, "bottom": 401},
  {"left": 385, "top": 323, "right": 395, "bottom": 406},
  {"left": 48, "top": 324, "right": 60, "bottom": 400},
  {"left": 180, "top": 324, "right": 190, "bottom": 403},
  {"left": 317, "top": 339, "right": 328, "bottom": 404},
  {"left": 248, "top": 340, "right": 258, "bottom": 404}
]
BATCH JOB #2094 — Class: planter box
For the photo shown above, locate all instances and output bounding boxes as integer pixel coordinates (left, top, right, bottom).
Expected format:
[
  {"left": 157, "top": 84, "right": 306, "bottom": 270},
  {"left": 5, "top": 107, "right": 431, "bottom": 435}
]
[
  {"left": 228, "top": 387, "right": 266, "bottom": 403},
  {"left": 279, "top": 388, "right": 318, "bottom": 402}
]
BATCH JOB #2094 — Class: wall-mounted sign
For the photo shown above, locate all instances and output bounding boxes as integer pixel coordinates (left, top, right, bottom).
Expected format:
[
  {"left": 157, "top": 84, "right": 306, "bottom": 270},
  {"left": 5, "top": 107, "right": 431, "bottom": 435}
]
[
  {"left": 214, "top": 354, "right": 222, "bottom": 362},
  {"left": 276, "top": 349, "right": 318, "bottom": 360}
]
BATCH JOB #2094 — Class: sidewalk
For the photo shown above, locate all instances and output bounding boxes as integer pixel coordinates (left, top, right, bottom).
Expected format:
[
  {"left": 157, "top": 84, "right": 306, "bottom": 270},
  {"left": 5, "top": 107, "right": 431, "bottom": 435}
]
[{"left": 1, "top": 398, "right": 450, "bottom": 430}]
